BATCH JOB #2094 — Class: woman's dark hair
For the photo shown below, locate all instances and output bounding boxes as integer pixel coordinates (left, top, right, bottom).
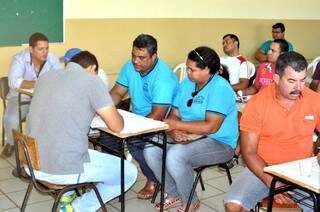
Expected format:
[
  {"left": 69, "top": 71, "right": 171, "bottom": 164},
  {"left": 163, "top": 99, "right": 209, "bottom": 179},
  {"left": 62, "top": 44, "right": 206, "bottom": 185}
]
[{"left": 187, "top": 46, "right": 229, "bottom": 82}]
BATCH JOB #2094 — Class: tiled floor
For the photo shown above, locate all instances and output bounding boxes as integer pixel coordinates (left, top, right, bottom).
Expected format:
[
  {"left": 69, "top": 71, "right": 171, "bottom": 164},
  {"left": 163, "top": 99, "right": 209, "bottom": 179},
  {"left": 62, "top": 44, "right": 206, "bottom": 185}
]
[{"left": 0, "top": 144, "right": 246, "bottom": 212}]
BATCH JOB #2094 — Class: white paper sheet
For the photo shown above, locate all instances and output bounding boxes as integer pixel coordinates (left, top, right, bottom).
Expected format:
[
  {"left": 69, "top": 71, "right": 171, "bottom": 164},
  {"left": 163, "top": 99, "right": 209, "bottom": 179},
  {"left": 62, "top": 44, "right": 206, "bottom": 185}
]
[{"left": 90, "top": 109, "right": 168, "bottom": 134}]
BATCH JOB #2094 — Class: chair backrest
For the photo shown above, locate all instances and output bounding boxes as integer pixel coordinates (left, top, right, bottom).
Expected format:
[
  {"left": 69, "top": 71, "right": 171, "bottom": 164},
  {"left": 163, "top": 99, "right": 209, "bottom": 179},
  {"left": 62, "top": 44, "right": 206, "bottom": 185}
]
[
  {"left": 173, "top": 63, "right": 187, "bottom": 83},
  {"left": 12, "top": 129, "right": 41, "bottom": 170},
  {"left": 307, "top": 56, "right": 320, "bottom": 74},
  {"left": 0, "top": 77, "right": 9, "bottom": 108},
  {"left": 306, "top": 56, "right": 320, "bottom": 84}
]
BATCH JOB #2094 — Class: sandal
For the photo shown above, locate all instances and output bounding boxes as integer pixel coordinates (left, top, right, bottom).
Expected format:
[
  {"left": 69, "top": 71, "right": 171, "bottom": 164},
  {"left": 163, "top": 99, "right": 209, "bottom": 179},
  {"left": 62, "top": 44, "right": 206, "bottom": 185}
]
[
  {"left": 155, "top": 197, "right": 182, "bottom": 210},
  {"left": 177, "top": 201, "right": 200, "bottom": 212},
  {"left": 137, "top": 181, "right": 157, "bottom": 199}
]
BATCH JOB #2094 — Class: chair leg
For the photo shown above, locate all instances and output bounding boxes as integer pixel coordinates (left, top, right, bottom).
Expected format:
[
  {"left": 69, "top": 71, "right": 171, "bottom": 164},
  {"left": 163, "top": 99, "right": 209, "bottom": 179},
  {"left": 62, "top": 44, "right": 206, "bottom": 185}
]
[
  {"left": 151, "top": 183, "right": 160, "bottom": 203},
  {"left": 2, "top": 125, "right": 5, "bottom": 146},
  {"left": 199, "top": 173, "right": 206, "bottom": 191},
  {"left": 21, "top": 183, "right": 33, "bottom": 212},
  {"left": 92, "top": 185, "right": 107, "bottom": 212},
  {"left": 185, "top": 171, "right": 202, "bottom": 212},
  {"left": 224, "top": 164, "right": 233, "bottom": 185}
]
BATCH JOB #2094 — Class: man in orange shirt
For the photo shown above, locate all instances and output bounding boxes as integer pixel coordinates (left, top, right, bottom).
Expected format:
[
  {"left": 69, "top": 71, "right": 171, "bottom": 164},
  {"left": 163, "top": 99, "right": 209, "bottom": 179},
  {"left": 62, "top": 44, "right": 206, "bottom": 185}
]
[{"left": 224, "top": 52, "right": 320, "bottom": 211}]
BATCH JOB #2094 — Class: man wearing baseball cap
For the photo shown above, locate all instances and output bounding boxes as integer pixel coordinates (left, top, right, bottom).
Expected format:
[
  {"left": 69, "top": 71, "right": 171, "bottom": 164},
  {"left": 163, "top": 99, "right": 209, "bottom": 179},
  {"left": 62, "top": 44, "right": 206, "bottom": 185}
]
[{"left": 61, "top": 48, "right": 109, "bottom": 88}]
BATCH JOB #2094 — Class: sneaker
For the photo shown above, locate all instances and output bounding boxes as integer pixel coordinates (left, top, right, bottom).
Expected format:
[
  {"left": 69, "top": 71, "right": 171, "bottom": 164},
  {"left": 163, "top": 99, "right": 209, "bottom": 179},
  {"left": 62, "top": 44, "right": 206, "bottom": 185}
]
[
  {"left": 0, "top": 144, "right": 14, "bottom": 158},
  {"left": 60, "top": 193, "right": 76, "bottom": 212}
]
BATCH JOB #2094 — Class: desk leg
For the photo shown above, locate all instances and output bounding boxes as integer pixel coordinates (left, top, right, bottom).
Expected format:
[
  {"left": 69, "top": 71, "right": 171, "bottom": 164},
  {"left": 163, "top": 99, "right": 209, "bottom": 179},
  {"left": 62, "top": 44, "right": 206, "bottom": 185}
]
[
  {"left": 309, "top": 192, "right": 319, "bottom": 212},
  {"left": 160, "top": 133, "right": 167, "bottom": 212},
  {"left": 267, "top": 177, "right": 277, "bottom": 212},
  {"left": 120, "top": 138, "right": 125, "bottom": 212},
  {"left": 14, "top": 93, "right": 23, "bottom": 177}
]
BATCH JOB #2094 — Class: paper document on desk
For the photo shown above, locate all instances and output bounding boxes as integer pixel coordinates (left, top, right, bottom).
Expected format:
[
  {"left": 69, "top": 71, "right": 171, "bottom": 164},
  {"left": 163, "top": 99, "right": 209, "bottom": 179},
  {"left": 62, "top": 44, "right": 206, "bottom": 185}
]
[
  {"left": 90, "top": 109, "right": 168, "bottom": 134},
  {"left": 264, "top": 157, "right": 320, "bottom": 191}
]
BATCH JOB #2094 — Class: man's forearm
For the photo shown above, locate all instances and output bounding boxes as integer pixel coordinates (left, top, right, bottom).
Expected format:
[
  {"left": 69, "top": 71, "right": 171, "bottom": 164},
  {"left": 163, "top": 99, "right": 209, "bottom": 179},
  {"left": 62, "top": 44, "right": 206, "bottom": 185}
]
[{"left": 243, "top": 153, "right": 274, "bottom": 187}]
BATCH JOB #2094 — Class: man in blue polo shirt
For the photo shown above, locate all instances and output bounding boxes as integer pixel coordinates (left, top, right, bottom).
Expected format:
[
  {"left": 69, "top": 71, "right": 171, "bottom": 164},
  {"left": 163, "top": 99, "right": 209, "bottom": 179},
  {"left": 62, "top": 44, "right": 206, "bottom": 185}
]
[
  {"left": 254, "top": 23, "right": 293, "bottom": 63},
  {"left": 104, "top": 34, "right": 178, "bottom": 199}
]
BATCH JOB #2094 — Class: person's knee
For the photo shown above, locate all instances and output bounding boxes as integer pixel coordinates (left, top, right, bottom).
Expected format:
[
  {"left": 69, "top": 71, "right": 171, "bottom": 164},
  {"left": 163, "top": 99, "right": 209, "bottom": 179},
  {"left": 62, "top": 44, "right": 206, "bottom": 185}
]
[
  {"left": 225, "top": 202, "right": 246, "bottom": 212},
  {"left": 3, "top": 113, "right": 19, "bottom": 129},
  {"left": 143, "top": 147, "right": 160, "bottom": 168}
]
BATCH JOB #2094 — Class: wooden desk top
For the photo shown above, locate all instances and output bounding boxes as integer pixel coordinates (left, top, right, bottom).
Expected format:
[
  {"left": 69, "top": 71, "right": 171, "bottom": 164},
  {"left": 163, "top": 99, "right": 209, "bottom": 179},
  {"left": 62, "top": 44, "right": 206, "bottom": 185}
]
[
  {"left": 264, "top": 157, "right": 320, "bottom": 193},
  {"left": 91, "top": 109, "right": 169, "bottom": 139}
]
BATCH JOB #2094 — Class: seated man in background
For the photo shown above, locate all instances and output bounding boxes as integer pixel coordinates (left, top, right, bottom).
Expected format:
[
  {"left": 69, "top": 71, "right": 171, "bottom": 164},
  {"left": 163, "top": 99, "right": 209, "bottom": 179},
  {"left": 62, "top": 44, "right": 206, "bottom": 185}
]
[
  {"left": 60, "top": 47, "right": 110, "bottom": 89},
  {"left": 224, "top": 52, "right": 320, "bottom": 212},
  {"left": 254, "top": 22, "right": 293, "bottom": 63},
  {"left": 102, "top": 34, "right": 178, "bottom": 199},
  {"left": 27, "top": 51, "right": 137, "bottom": 212},
  {"left": 220, "top": 34, "right": 250, "bottom": 91},
  {"left": 1, "top": 32, "right": 61, "bottom": 158},
  {"left": 309, "top": 61, "right": 320, "bottom": 91},
  {"left": 238, "top": 39, "right": 289, "bottom": 96}
]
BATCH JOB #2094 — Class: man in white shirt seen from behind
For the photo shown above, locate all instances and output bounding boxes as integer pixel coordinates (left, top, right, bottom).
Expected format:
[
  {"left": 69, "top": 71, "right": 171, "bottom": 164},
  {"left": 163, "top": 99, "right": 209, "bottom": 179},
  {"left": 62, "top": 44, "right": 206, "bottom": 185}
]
[
  {"left": 220, "top": 34, "right": 250, "bottom": 91},
  {"left": 1, "top": 32, "right": 61, "bottom": 158}
]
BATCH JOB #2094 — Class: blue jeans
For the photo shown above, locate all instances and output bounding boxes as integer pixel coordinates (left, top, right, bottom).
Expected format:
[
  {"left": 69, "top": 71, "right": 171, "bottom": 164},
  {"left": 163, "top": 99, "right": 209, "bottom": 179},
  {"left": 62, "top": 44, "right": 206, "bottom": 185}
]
[
  {"left": 4, "top": 96, "right": 29, "bottom": 145},
  {"left": 99, "top": 133, "right": 158, "bottom": 183},
  {"left": 224, "top": 167, "right": 315, "bottom": 211},
  {"left": 29, "top": 150, "right": 137, "bottom": 212},
  {"left": 144, "top": 137, "right": 234, "bottom": 204}
]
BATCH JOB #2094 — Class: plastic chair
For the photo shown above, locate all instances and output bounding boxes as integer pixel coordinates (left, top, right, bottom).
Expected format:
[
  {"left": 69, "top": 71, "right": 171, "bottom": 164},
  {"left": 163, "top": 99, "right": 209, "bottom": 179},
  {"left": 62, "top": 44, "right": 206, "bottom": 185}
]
[
  {"left": 307, "top": 56, "right": 320, "bottom": 84},
  {"left": 12, "top": 129, "right": 107, "bottom": 212},
  {"left": 0, "top": 77, "right": 9, "bottom": 146},
  {"left": 173, "top": 63, "right": 187, "bottom": 83}
]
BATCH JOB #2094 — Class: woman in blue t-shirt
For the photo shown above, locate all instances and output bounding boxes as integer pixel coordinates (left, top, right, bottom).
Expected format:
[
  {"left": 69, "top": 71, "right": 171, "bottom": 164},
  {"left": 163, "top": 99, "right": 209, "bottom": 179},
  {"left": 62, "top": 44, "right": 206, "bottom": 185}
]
[{"left": 144, "top": 46, "right": 238, "bottom": 211}]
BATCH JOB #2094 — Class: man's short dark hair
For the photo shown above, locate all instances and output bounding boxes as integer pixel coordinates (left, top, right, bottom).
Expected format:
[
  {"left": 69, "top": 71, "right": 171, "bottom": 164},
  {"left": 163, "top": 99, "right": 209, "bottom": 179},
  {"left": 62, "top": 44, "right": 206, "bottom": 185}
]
[
  {"left": 272, "top": 23, "right": 285, "bottom": 32},
  {"left": 70, "top": 51, "right": 99, "bottom": 73},
  {"left": 273, "top": 39, "right": 289, "bottom": 53},
  {"left": 133, "top": 34, "right": 157, "bottom": 55},
  {"left": 29, "top": 32, "right": 49, "bottom": 47},
  {"left": 276, "top": 52, "right": 307, "bottom": 77},
  {"left": 222, "top": 34, "right": 240, "bottom": 48}
]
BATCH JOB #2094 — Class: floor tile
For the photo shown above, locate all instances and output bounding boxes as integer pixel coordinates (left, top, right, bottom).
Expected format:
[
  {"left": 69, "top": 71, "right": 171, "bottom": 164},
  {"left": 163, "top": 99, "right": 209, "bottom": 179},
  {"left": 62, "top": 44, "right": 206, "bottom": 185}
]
[
  {"left": 23, "top": 199, "right": 54, "bottom": 212},
  {"left": 0, "top": 167, "right": 15, "bottom": 181},
  {"left": 0, "top": 178, "right": 28, "bottom": 193},
  {"left": 111, "top": 197, "right": 155, "bottom": 211},
  {"left": 0, "top": 195, "right": 16, "bottom": 211},
  {"left": 6, "top": 189, "right": 53, "bottom": 207},
  {"left": 202, "top": 193, "right": 226, "bottom": 212},
  {"left": 0, "top": 159, "right": 12, "bottom": 169}
]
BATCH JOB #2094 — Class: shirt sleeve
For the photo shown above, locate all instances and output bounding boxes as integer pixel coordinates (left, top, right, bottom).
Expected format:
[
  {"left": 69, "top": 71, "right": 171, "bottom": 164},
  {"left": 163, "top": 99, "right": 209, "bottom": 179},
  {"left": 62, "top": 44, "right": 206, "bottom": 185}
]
[
  {"left": 89, "top": 77, "right": 113, "bottom": 110},
  {"left": 239, "top": 61, "right": 249, "bottom": 79},
  {"left": 206, "top": 84, "right": 234, "bottom": 116},
  {"left": 8, "top": 57, "right": 29, "bottom": 89},
  {"left": 260, "top": 41, "right": 270, "bottom": 53},
  {"left": 115, "top": 62, "right": 130, "bottom": 89},
  {"left": 240, "top": 97, "right": 263, "bottom": 134},
  {"left": 152, "top": 77, "right": 177, "bottom": 106}
]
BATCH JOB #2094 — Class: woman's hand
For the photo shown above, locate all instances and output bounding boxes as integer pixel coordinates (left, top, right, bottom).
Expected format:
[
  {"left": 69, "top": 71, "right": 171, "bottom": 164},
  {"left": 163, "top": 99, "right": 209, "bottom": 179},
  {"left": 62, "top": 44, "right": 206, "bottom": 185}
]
[
  {"left": 164, "top": 119, "right": 179, "bottom": 131},
  {"left": 167, "top": 130, "right": 189, "bottom": 143}
]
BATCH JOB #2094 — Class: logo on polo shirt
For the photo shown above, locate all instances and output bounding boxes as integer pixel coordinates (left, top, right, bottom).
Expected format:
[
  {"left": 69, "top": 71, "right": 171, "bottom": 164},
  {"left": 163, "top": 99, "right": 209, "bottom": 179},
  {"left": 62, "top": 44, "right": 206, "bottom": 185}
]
[{"left": 304, "top": 115, "right": 314, "bottom": 120}]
